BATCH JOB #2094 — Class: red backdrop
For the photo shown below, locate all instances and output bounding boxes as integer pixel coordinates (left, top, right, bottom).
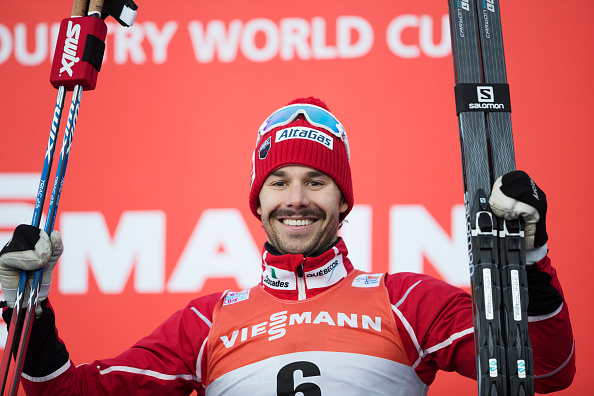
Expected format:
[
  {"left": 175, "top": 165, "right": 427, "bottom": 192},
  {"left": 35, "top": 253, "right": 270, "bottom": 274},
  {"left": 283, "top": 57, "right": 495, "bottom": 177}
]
[{"left": 1, "top": 1, "right": 592, "bottom": 394}]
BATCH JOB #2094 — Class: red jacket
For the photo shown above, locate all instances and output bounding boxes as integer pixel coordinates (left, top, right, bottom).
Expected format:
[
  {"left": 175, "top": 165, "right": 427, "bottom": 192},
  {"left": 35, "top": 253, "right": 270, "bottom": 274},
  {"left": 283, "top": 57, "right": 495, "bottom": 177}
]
[{"left": 14, "top": 239, "right": 575, "bottom": 395}]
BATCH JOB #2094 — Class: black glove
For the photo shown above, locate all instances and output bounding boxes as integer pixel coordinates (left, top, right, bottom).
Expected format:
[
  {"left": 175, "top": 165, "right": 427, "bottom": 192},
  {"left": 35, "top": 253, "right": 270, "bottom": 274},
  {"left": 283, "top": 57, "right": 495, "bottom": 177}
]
[{"left": 489, "top": 170, "right": 548, "bottom": 253}]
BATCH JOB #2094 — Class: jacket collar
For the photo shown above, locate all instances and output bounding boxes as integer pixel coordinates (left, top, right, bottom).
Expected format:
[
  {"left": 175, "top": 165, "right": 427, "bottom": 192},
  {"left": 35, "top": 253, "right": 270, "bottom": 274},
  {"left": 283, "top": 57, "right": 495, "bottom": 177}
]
[{"left": 259, "top": 238, "right": 354, "bottom": 300}]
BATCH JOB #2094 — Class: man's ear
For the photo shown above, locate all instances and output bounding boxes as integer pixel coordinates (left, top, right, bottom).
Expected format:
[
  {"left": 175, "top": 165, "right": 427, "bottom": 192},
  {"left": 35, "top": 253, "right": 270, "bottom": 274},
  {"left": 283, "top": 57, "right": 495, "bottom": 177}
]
[
  {"left": 257, "top": 201, "right": 262, "bottom": 215},
  {"left": 340, "top": 195, "right": 348, "bottom": 214}
]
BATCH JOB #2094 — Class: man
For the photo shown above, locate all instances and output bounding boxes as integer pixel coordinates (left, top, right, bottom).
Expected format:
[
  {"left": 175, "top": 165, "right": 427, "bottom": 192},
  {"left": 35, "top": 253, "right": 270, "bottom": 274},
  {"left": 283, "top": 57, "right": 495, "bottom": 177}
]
[{"left": 1, "top": 97, "right": 575, "bottom": 395}]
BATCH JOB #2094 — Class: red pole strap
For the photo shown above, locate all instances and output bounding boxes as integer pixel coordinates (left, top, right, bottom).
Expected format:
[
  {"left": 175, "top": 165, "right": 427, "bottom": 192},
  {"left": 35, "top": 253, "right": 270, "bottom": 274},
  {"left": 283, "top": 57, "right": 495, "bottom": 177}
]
[{"left": 49, "top": 17, "right": 107, "bottom": 91}]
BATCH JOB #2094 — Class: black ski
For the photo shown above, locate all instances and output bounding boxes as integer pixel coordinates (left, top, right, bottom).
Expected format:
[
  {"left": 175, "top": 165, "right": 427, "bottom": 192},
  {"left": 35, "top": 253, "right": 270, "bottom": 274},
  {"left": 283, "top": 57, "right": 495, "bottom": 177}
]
[{"left": 447, "top": 0, "right": 534, "bottom": 395}]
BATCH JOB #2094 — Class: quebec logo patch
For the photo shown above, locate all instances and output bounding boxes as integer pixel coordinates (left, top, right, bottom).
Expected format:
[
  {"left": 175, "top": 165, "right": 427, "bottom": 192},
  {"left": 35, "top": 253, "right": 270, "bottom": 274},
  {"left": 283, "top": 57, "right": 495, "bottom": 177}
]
[
  {"left": 352, "top": 273, "right": 383, "bottom": 288},
  {"left": 223, "top": 289, "right": 250, "bottom": 306},
  {"left": 258, "top": 136, "right": 271, "bottom": 159},
  {"left": 305, "top": 254, "right": 347, "bottom": 289}
]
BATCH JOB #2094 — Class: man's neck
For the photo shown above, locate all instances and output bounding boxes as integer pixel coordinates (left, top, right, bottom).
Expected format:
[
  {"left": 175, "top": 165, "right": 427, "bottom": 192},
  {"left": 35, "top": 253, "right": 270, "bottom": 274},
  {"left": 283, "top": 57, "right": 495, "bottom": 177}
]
[{"left": 264, "top": 238, "right": 341, "bottom": 257}]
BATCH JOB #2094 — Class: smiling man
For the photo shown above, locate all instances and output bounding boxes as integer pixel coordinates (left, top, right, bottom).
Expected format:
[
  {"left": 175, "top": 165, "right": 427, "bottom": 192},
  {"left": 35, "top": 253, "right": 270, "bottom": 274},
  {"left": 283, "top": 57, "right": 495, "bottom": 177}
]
[
  {"left": 257, "top": 167, "right": 348, "bottom": 257},
  {"left": 0, "top": 97, "right": 575, "bottom": 395}
]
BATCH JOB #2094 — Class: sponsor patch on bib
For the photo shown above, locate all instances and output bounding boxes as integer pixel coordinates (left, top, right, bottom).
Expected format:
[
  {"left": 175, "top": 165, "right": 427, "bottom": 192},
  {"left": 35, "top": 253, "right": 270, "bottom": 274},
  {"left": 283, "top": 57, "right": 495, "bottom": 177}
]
[
  {"left": 223, "top": 290, "right": 251, "bottom": 306},
  {"left": 352, "top": 273, "right": 383, "bottom": 288}
]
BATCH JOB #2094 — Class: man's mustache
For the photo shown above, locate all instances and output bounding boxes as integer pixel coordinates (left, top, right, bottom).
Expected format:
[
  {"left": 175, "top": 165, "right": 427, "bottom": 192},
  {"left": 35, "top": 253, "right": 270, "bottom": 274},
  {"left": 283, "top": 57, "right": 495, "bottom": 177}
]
[{"left": 270, "top": 208, "right": 325, "bottom": 219}]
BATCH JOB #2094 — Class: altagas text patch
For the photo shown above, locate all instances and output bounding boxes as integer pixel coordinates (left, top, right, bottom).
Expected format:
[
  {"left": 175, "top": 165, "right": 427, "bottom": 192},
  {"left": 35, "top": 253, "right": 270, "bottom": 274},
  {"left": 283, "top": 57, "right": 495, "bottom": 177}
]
[{"left": 275, "top": 127, "right": 333, "bottom": 150}]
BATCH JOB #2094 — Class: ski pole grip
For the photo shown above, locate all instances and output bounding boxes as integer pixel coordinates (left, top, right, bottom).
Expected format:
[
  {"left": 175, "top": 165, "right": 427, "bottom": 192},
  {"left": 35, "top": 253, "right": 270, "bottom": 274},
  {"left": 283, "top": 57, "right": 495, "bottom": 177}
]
[
  {"left": 88, "top": 0, "right": 105, "bottom": 17},
  {"left": 71, "top": 0, "right": 89, "bottom": 17}
]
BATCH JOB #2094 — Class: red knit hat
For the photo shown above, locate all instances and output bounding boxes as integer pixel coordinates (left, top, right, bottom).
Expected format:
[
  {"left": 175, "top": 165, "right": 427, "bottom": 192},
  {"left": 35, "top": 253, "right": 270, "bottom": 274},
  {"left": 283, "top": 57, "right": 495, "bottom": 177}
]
[{"left": 249, "top": 97, "right": 353, "bottom": 221}]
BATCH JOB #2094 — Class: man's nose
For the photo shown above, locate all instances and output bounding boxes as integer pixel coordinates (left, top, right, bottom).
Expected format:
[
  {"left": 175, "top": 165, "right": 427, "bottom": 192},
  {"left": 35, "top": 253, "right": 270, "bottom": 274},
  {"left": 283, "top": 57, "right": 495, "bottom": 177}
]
[{"left": 285, "top": 184, "right": 310, "bottom": 208}]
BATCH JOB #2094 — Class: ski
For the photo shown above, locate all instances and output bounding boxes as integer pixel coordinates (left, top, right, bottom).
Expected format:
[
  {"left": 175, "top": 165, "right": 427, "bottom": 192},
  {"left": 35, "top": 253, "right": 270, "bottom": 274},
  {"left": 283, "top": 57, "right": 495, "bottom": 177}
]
[
  {"left": 474, "top": 1, "right": 533, "bottom": 395},
  {"left": 447, "top": 0, "right": 534, "bottom": 395}
]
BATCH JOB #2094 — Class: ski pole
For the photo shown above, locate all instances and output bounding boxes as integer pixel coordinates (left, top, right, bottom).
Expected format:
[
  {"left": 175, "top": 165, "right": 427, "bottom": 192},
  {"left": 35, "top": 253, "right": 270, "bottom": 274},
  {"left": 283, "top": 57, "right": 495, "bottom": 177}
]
[
  {"left": 0, "top": 0, "right": 89, "bottom": 388},
  {"left": 0, "top": 0, "right": 107, "bottom": 393},
  {"left": 0, "top": 87, "right": 67, "bottom": 396},
  {"left": 8, "top": 3, "right": 107, "bottom": 394},
  {"left": 6, "top": 83, "right": 84, "bottom": 396},
  {"left": 0, "top": 0, "right": 137, "bottom": 392}
]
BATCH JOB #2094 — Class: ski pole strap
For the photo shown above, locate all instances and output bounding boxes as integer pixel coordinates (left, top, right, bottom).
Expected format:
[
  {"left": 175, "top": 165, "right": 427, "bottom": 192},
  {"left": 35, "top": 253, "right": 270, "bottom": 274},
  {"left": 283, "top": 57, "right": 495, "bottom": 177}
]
[
  {"left": 102, "top": 0, "right": 138, "bottom": 27},
  {"left": 49, "top": 17, "right": 108, "bottom": 91},
  {"left": 454, "top": 83, "right": 512, "bottom": 114},
  {"left": 82, "top": 34, "right": 106, "bottom": 72}
]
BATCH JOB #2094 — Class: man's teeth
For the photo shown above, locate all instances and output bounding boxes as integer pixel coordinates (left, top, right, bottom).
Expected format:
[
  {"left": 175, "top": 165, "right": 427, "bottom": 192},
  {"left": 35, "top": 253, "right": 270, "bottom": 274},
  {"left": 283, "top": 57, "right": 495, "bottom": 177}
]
[{"left": 282, "top": 219, "right": 314, "bottom": 226}]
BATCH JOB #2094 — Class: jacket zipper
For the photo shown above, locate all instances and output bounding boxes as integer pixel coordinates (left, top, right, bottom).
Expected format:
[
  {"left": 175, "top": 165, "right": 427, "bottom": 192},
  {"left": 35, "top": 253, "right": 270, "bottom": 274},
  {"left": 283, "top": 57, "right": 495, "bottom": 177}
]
[{"left": 296, "top": 262, "right": 306, "bottom": 301}]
